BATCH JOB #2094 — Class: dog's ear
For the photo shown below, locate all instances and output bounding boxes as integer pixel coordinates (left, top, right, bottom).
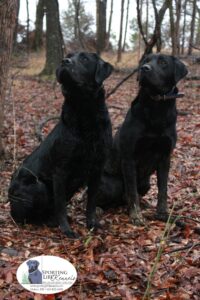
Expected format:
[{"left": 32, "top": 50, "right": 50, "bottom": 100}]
[
  {"left": 35, "top": 261, "right": 39, "bottom": 267},
  {"left": 173, "top": 57, "right": 188, "bottom": 83},
  {"left": 95, "top": 59, "right": 113, "bottom": 85}
]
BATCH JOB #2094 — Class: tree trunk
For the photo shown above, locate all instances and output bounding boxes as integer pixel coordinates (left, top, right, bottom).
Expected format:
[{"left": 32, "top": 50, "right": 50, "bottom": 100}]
[
  {"left": 13, "top": 0, "right": 20, "bottom": 51},
  {"left": 145, "top": 0, "right": 149, "bottom": 42},
  {"left": 137, "top": 0, "right": 171, "bottom": 61},
  {"left": 73, "top": 0, "right": 85, "bottom": 49},
  {"left": 181, "top": 0, "right": 187, "bottom": 54},
  {"left": 26, "top": 0, "right": 30, "bottom": 53},
  {"left": 117, "top": 0, "right": 125, "bottom": 62},
  {"left": 188, "top": 0, "right": 197, "bottom": 55},
  {"left": 0, "top": 0, "right": 17, "bottom": 158},
  {"left": 96, "top": 0, "right": 107, "bottom": 54},
  {"left": 122, "top": 0, "right": 130, "bottom": 51},
  {"left": 41, "top": 0, "right": 64, "bottom": 76},
  {"left": 106, "top": 0, "right": 113, "bottom": 49},
  {"left": 195, "top": 7, "right": 200, "bottom": 46},
  {"left": 32, "top": 0, "right": 45, "bottom": 51},
  {"left": 169, "top": 0, "right": 176, "bottom": 55},
  {"left": 175, "top": 0, "right": 181, "bottom": 55}
]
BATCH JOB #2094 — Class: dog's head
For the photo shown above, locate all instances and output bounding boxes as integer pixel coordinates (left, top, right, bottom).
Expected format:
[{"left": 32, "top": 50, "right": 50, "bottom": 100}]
[
  {"left": 56, "top": 52, "right": 113, "bottom": 94},
  {"left": 138, "top": 54, "right": 188, "bottom": 95},
  {"left": 27, "top": 260, "right": 39, "bottom": 273}
]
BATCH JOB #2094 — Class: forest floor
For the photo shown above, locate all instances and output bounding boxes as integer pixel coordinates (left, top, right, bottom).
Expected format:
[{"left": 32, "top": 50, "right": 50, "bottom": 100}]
[{"left": 0, "top": 53, "right": 200, "bottom": 300}]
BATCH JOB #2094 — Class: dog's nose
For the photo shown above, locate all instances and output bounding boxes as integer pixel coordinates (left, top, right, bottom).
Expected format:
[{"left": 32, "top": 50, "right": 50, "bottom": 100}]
[
  {"left": 141, "top": 64, "right": 152, "bottom": 72},
  {"left": 62, "top": 58, "right": 72, "bottom": 64}
]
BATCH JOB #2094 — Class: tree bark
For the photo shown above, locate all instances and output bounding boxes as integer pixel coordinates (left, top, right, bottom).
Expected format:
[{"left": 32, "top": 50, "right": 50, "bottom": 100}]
[
  {"left": 195, "top": 7, "right": 200, "bottom": 46},
  {"left": 188, "top": 0, "right": 197, "bottom": 55},
  {"left": 96, "top": 0, "right": 107, "bottom": 54},
  {"left": 26, "top": 0, "right": 30, "bottom": 53},
  {"left": 12, "top": 0, "right": 20, "bottom": 51},
  {"left": 107, "top": 0, "right": 113, "bottom": 44},
  {"left": 181, "top": 0, "right": 187, "bottom": 54},
  {"left": 73, "top": 0, "right": 85, "bottom": 49},
  {"left": 122, "top": 0, "right": 130, "bottom": 51},
  {"left": 32, "top": 0, "right": 45, "bottom": 51},
  {"left": 41, "top": 0, "right": 64, "bottom": 76},
  {"left": 175, "top": 0, "right": 181, "bottom": 55},
  {"left": 117, "top": 0, "right": 125, "bottom": 62},
  {"left": 0, "top": 0, "right": 17, "bottom": 158},
  {"left": 169, "top": 0, "right": 176, "bottom": 55}
]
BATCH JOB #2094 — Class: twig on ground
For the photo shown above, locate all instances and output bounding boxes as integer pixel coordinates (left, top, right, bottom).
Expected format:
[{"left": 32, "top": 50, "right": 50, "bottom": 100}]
[{"left": 166, "top": 242, "right": 200, "bottom": 254}]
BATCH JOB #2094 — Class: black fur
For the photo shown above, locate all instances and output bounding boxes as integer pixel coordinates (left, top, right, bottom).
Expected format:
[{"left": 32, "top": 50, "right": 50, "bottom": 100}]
[
  {"left": 9, "top": 52, "right": 113, "bottom": 238},
  {"left": 96, "top": 54, "right": 188, "bottom": 224}
]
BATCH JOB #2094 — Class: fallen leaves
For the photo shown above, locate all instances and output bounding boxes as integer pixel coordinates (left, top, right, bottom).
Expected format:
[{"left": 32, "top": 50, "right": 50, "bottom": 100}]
[{"left": 0, "top": 64, "right": 199, "bottom": 299}]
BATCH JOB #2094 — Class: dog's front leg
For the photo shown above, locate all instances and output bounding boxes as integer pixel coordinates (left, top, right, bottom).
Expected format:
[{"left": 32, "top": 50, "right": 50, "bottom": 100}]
[
  {"left": 156, "top": 156, "right": 170, "bottom": 221},
  {"left": 122, "top": 159, "right": 145, "bottom": 225},
  {"left": 86, "top": 175, "right": 102, "bottom": 230},
  {"left": 53, "top": 173, "right": 78, "bottom": 238}
]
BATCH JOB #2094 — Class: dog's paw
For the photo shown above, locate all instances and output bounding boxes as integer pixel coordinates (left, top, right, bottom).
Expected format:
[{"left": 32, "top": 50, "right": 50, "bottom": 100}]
[
  {"left": 63, "top": 230, "right": 80, "bottom": 239},
  {"left": 129, "top": 208, "right": 146, "bottom": 226},
  {"left": 87, "top": 218, "right": 101, "bottom": 231},
  {"left": 155, "top": 212, "right": 169, "bottom": 222}
]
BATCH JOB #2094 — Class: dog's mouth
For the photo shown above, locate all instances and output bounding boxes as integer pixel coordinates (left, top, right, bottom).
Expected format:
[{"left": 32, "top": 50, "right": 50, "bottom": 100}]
[
  {"left": 138, "top": 71, "right": 173, "bottom": 96},
  {"left": 29, "top": 267, "right": 36, "bottom": 273}
]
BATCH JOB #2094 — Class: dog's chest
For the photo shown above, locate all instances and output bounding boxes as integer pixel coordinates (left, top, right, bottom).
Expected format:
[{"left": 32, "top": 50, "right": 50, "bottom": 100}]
[{"left": 135, "top": 134, "right": 172, "bottom": 164}]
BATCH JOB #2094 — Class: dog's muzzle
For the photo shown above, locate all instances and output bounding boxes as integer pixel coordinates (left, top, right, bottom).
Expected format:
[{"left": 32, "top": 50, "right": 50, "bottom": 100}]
[{"left": 62, "top": 58, "right": 72, "bottom": 66}]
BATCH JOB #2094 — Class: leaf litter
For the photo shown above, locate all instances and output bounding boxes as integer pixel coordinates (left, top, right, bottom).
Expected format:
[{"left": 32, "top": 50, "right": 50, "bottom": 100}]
[{"left": 0, "top": 62, "right": 199, "bottom": 299}]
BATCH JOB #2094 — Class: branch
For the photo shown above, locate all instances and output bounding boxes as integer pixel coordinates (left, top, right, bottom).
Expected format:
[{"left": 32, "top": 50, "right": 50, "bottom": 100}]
[
  {"left": 136, "top": 0, "right": 148, "bottom": 46},
  {"left": 190, "top": 43, "right": 200, "bottom": 51},
  {"left": 166, "top": 242, "right": 200, "bottom": 254},
  {"left": 106, "top": 67, "right": 138, "bottom": 99}
]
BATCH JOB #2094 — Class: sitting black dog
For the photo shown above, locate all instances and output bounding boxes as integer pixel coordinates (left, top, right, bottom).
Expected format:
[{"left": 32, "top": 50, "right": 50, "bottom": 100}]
[
  {"left": 27, "top": 260, "right": 42, "bottom": 284},
  {"left": 96, "top": 54, "right": 188, "bottom": 225},
  {"left": 9, "top": 52, "right": 113, "bottom": 238}
]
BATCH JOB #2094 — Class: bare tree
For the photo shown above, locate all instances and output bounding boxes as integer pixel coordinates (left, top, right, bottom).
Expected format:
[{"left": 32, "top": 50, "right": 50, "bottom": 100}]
[
  {"left": 96, "top": 0, "right": 107, "bottom": 54},
  {"left": 169, "top": 0, "right": 182, "bottom": 55},
  {"left": 32, "top": 0, "right": 45, "bottom": 51},
  {"left": 0, "top": 0, "right": 18, "bottom": 158},
  {"left": 26, "top": 0, "right": 30, "bottom": 53},
  {"left": 117, "top": 0, "right": 125, "bottom": 62},
  {"left": 181, "top": 0, "right": 188, "bottom": 54},
  {"left": 188, "top": 0, "right": 197, "bottom": 55},
  {"left": 137, "top": 0, "right": 171, "bottom": 61},
  {"left": 73, "top": 0, "right": 85, "bottom": 49},
  {"left": 13, "top": 0, "right": 20, "bottom": 51},
  {"left": 122, "top": 0, "right": 130, "bottom": 51},
  {"left": 106, "top": 0, "right": 113, "bottom": 49},
  {"left": 41, "top": 0, "right": 64, "bottom": 76},
  {"left": 196, "top": 5, "right": 200, "bottom": 46}
]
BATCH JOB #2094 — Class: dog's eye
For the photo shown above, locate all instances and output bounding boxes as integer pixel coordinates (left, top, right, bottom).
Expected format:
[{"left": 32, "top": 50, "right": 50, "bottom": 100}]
[
  {"left": 158, "top": 59, "right": 167, "bottom": 66},
  {"left": 80, "top": 56, "right": 88, "bottom": 63}
]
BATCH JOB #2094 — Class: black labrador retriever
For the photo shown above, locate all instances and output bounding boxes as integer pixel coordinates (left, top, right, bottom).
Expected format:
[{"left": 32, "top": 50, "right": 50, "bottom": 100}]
[
  {"left": 96, "top": 54, "right": 188, "bottom": 225},
  {"left": 27, "top": 260, "right": 42, "bottom": 284},
  {"left": 9, "top": 52, "right": 113, "bottom": 238}
]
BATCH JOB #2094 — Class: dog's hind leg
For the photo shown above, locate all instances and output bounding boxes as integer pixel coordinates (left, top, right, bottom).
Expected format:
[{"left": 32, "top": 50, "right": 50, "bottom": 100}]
[{"left": 9, "top": 179, "right": 49, "bottom": 224}]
